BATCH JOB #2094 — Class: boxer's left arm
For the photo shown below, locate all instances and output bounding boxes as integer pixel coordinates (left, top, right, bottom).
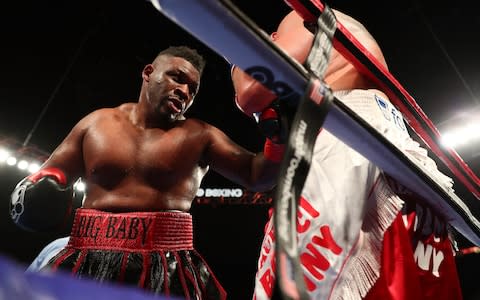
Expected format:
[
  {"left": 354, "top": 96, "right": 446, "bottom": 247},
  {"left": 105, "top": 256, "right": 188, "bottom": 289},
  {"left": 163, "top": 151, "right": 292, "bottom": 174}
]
[{"left": 204, "top": 104, "right": 287, "bottom": 192}]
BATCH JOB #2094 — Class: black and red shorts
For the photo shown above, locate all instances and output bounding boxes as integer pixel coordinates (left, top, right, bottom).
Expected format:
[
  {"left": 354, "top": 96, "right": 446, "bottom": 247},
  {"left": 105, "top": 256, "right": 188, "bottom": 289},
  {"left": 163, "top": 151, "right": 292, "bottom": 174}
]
[{"left": 46, "top": 208, "right": 226, "bottom": 300}]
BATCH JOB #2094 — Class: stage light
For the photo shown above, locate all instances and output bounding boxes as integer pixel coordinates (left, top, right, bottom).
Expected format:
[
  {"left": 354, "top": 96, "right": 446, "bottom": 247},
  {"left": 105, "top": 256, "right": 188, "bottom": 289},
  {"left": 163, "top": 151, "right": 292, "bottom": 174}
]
[
  {"left": 0, "top": 135, "right": 49, "bottom": 174},
  {"left": 441, "top": 132, "right": 464, "bottom": 148},
  {"left": 0, "top": 148, "right": 9, "bottom": 162},
  {"left": 440, "top": 120, "right": 480, "bottom": 150},
  {"left": 6, "top": 156, "right": 17, "bottom": 166},
  {"left": 28, "top": 163, "right": 41, "bottom": 173},
  {"left": 17, "top": 160, "right": 29, "bottom": 170}
]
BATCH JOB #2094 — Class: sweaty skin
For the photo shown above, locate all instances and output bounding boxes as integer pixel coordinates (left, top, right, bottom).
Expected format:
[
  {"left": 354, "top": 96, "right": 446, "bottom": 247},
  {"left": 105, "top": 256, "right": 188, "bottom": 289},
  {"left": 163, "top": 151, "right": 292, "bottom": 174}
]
[
  {"left": 232, "top": 9, "right": 389, "bottom": 116},
  {"left": 40, "top": 54, "right": 280, "bottom": 213}
]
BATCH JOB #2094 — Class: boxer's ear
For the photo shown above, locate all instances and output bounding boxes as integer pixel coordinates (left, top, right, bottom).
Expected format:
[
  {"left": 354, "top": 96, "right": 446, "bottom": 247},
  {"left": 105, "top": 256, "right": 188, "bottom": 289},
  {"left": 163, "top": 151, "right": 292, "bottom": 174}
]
[
  {"left": 270, "top": 31, "right": 279, "bottom": 41},
  {"left": 142, "top": 64, "right": 154, "bottom": 81}
]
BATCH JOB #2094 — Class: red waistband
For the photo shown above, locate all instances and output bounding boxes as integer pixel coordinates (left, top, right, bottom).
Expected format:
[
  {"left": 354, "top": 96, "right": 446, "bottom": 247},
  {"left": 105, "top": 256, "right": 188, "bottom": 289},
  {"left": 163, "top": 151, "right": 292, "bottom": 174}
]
[{"left": 68, "top": 208, "right": 193, "bottom": 251}]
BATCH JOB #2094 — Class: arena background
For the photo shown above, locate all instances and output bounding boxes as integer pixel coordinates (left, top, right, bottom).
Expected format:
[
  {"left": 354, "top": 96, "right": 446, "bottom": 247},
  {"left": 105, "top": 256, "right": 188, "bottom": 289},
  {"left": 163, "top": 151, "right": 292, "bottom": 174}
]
[{"left": 0, "top": 0, "right": 479, "bottom": 299}]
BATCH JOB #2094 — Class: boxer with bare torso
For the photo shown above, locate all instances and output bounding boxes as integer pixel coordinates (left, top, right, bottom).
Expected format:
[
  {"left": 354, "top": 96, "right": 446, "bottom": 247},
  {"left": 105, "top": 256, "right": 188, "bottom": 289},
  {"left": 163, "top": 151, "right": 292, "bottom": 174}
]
[{"left": 10, "top": 45, "right": 286, "bottom": 300}]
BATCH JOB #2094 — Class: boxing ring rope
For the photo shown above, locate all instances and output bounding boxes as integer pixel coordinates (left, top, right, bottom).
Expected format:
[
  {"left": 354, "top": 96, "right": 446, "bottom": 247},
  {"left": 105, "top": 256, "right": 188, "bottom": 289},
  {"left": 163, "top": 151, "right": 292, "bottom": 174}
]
[
  {"left": 0, "top": 254, "right": 169, "bottom": 300},
  {"left": 149, "top": 1, "right": 480, "bottom": 298},
  {"left": 286, "top": 0, "right": 480, "bottom": 199},
  {"left": 149, "top": 0, "right": 480, "bottom": 244}
]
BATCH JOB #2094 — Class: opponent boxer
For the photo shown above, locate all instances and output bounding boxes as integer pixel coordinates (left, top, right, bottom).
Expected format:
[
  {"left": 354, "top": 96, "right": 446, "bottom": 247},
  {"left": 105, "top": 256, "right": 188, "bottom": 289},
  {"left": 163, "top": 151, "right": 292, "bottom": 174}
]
[
  {"left": 232, "top": 9, "right": 462, "bottom": 300},
  {"left": 10, "top": 45, "right": 286, "bottom": 300}
]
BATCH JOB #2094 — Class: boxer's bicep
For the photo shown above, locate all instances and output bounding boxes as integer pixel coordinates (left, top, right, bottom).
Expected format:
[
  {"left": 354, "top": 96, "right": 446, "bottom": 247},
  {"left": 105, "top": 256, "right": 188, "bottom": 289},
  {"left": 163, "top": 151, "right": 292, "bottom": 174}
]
[{"left": 42, "top": 111, "right": 99, "bottom": 182}]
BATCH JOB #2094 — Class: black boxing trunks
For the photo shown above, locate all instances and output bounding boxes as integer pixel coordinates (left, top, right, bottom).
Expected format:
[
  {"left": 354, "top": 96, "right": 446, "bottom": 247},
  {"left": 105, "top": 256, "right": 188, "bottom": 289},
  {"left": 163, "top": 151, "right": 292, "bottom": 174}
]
[{"left": 45, "top": 208, "right": 226, "bottom": 300}]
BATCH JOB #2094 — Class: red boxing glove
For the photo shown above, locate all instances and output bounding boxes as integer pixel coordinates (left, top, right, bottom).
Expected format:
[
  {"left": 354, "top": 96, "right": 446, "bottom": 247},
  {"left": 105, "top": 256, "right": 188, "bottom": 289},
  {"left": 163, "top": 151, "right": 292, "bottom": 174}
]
[
  {"left": 264, "top": 138, "right": 286, "bottom": 163},
  {"left": 257, "top": 103, "right": 289, "bottom": 144},
  {"left": 232, "top": 65, "right": 277, "bottom": 117},
  {"left": 257, "top": 101, "right": 288, "bottom": 163}
]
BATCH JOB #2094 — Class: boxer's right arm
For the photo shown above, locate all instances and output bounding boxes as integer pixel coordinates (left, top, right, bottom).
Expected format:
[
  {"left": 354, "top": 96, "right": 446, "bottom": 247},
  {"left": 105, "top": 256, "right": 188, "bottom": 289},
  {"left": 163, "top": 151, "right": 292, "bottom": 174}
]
[{"left": 10, "top": 110, "right": 98, "bottom": 232}]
